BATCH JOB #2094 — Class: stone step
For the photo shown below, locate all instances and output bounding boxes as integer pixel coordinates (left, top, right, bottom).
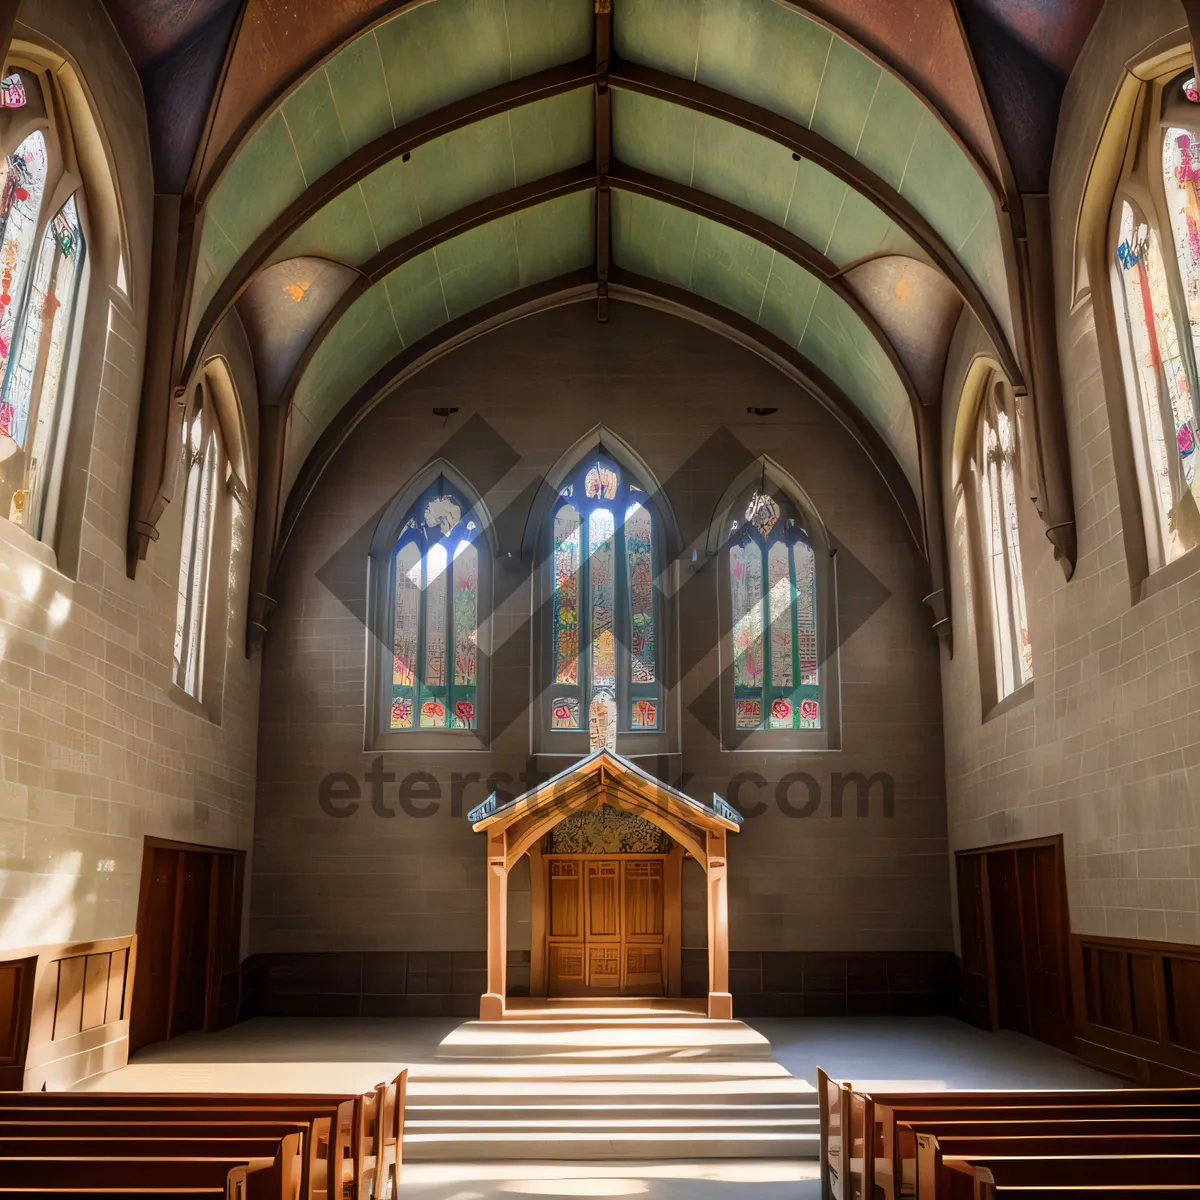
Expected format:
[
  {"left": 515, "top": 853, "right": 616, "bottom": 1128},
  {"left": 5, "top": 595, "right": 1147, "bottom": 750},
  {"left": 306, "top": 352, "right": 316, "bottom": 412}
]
[
  {"left": 402, "top": 1127, "right": 820, "bottom": 1161},
  {"left": 405, "top": 1103, "right": 818, "bottom": 1121},
  {"left": 406, "top": 1078, "right": 814, "bottom": 1102}
]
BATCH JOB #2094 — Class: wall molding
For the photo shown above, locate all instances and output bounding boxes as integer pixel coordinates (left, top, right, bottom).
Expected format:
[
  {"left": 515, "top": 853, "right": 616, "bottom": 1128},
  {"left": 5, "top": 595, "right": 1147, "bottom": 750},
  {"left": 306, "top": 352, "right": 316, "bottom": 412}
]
[{"left": 1070, "top": 932, "right": 1200, "bottom": 1084}]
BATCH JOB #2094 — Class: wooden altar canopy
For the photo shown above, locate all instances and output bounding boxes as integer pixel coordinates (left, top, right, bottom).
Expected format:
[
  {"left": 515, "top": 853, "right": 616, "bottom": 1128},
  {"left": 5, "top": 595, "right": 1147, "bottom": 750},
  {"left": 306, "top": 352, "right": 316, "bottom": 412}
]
[{"left": 467, "top": 748, "right": 743, "bottom": 1020}]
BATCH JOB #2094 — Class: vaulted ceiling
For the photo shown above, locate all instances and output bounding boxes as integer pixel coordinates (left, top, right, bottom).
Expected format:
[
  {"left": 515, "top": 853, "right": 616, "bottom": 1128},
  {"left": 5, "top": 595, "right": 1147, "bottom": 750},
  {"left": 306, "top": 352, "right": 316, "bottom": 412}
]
[{"left": 102, "top": 0, "right": 1105, "bottom": 583}]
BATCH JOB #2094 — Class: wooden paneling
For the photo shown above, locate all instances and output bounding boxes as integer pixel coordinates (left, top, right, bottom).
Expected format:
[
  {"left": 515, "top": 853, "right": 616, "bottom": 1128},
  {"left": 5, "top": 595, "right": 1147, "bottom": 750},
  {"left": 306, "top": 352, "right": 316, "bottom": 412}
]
[
  {"left": 955, "top": 836, "right": 1073, "bottom": 1052},
  {"left": 17, "top": 936, "right": 136, "bottom": 1091},
  {"left": 53, "top": 956, "right": 86, "bottom": 1041},
  {"left": 546, "top": 855, "right": 668, "bottom": 997},
  {"left": 81, "top": 955, "right": 111, "bottom": 1032},
  {"left": 549, "top": 861, "right": 580, "bottom": 939},
  {"left": 1167, "top": 957, "right": 1200, "bottom": 1053},
  {"left": 1073, "top": 933, "right": 1200, "bottom": 1083}
]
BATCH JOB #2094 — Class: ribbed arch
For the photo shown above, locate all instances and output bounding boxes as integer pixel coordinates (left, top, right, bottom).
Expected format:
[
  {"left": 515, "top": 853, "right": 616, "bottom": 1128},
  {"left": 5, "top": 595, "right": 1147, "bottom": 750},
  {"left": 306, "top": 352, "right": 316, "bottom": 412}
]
[
  {"left": 614, "top": 0, "right": 1012, "bottom": 342},
  {"left": 191, "top": 0, "right": 593, "bottom": 344}
]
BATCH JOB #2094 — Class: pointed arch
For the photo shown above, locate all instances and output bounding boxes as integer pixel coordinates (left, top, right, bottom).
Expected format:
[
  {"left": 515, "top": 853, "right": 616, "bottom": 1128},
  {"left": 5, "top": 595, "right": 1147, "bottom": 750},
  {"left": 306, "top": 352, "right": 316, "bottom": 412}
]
[
  {"left": 366, "top": 458, "right": 494, "bottom": 750},
  {"left": 530, "top": 429, "right": 677, "bottom": 759}
]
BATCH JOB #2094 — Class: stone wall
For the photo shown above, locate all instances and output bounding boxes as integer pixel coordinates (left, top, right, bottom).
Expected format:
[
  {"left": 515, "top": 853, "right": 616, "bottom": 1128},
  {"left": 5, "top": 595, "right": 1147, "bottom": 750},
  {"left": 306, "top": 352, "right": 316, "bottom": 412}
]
[
  {"left": 938, "top": 0, "right": 1200, "bottom": 949},
  {"left": 0, "top": 3, "right": 260, "bottom": 955},
  {"left": 253, "top": 301, "right": 951, "bottom": 964}
]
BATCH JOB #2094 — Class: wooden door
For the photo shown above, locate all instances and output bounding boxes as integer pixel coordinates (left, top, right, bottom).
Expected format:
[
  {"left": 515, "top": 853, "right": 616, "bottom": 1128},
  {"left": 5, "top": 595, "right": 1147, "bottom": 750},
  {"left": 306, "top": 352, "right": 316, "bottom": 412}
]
[
  {"left": 130, "top": 838, "right": 244, "bottom": 1052},
  {"left": 956, "top": 837, "right": 1073, "bottom": 1052},
  {"left": 546, "top": 856, "right": 668, "bottom": 996}
]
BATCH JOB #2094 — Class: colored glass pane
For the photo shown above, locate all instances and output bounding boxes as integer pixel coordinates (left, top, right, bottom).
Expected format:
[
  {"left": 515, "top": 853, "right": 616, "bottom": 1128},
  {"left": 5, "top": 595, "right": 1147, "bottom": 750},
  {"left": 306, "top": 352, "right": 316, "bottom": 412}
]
[
  {"left": 552, "top": 696, "right": 580, "bottom": 729},
  {"left": 589, "top": 507, "right": 615, "bottom": 697},
  {"left": 391, "top": 541, "right": 420, "bottom": 729},
  {"left": 0, "top": 133, "right": 48, "bottom": 450},
  {"left": 0, "top": 76, "right": 25, "bottom": 109},
  {"left": 423, "top": 542, "right": 448, "bottom": 698},
  {"left": 746, "top": 491, "right": 780, "bottom": 536},
  {"left": 794, "top": 540, "right": 818, "bottom": 686},
  {"left": 767, "top": 541, "right": 793, "bottom": 690},
  {"left": 626, "top": 501, "right": 655, "bottom": 684},
  {"left": 424, "top": 494, "right": 462, "bottom": 535},
  {"left": 1115, "top": 201, "right": 1200, "bottom": 561},
  {"left": 730, "top": 540, "right": 764, "bottom": 692},
  {"left": 453, "top": 541, "right": 478, "bottom": 687},
  {"left": 585, "top": 463, "right": 618, "bottom": 499},
  {"left": 553, "top": 504, "right": 581, "bottom": 688}
]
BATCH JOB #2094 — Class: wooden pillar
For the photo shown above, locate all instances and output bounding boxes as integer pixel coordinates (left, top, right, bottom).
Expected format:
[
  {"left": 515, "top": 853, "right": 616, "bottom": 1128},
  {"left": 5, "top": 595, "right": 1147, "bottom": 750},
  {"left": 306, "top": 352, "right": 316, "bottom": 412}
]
[
  {"left": 665, "top": 844, "right": 683, "bottom": 997},
  {"left": 481, "top": 833, "right": 507, "bottom": 1021},
  {"left": 706, "top": 830, "right": 732, "bottom": 1020},
  {"left": 529, "top": 841, "right": 547, "bottom": 998}
]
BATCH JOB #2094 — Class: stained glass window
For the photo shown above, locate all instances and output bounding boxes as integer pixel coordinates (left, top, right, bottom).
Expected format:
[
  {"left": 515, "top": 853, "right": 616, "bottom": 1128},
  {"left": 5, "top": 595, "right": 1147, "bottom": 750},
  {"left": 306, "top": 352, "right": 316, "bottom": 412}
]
[
  {"left": 173, "top": 388, "right": 222, "bottom": 699},
  {"left": 549, "top": 453, "right": 661, "bottom": 750},
  {"left": 728, "top": 487, "right": 820, "bottom": 732},
  {"left": 974, "top": 385, "right": 1032, "bottom": 700},
  {"left": 0, "top": 193, "right": 87, "bottom": 534},
  {"left": 1115, "top": 197, "right": 1200, "bottom": 562},
  {"left": 388, "top": 481, "right": 481, "bottom": 731}
]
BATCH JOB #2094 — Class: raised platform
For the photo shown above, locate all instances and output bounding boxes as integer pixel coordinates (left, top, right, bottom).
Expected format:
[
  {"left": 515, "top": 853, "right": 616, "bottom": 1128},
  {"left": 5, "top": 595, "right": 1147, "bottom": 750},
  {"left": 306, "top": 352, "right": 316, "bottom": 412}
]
[{"left": 403, "top": 999, "right": 817, "bottom": 1160}]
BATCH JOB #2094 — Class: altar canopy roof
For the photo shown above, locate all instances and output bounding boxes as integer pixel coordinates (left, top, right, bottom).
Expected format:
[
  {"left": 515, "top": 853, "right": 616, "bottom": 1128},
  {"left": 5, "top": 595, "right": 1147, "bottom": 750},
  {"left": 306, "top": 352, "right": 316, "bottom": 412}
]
[{"left": 468, "top": 748, "right": 741, "bottom": 867}]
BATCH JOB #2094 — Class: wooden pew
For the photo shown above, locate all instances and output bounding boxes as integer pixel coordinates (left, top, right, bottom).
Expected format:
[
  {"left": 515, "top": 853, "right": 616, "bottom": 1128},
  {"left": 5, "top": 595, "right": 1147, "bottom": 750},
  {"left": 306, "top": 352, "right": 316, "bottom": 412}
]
[
  {"left": 816, "top": 1069, "right": 1200, "bottom": 1200},
  {"left": 0, "top": 1069, "right": 407, "bottom": 1200},
  {"left": 0, "top": 1067, "right": 408, "bottom": 1197},
  {"left": 0, "top": 1130, "right": 301, "bottom": 1197},
  {"left": 0, "top": 1097, "right": 350, "bottom": 1200}
]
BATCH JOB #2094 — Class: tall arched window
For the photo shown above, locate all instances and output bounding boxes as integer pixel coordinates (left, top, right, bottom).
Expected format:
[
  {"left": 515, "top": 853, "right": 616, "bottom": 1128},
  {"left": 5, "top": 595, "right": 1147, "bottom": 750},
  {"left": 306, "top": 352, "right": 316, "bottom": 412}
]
[
  {"left": 367, "top": 471, "right": 490, "bottom": 747},
  {"left": 1111, "top": 71, "right": 1200, "bottom": 568},
  {"left": 0, "top": 64, "right": 89, "bottom": 542},
  {"left": 970, "top": 380, "right": 1032, "bottom": 703},
  {"left": 173, "top": 386, "right": 222, "bottom": 699},
  {"left": 545, "top": 452, "right": 662, "bottom": 753},
  {"left": 715, "top": 467, "right": 837, "bottom": 751}
]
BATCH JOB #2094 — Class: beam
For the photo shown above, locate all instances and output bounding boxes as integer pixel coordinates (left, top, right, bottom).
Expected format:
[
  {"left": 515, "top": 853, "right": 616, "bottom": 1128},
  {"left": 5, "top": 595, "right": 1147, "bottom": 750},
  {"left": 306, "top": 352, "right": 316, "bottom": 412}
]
[
  {"left": 608, "top": 162, "right": 926, "bottom": 422},
  {"left": 594, "top": 0, "right": 612, "bottom": 320},
  {"left": 183, "top": 55, "right": 599, "bottom": 382},
  {"left": 270, "top": 269, "right": 926, "bottom": 602},
  {"left": 275, "top": 164, "right": 596, "bottom": 417},
  {"left": 608, "top": 57, "right": 1023, "bottom": 386}
]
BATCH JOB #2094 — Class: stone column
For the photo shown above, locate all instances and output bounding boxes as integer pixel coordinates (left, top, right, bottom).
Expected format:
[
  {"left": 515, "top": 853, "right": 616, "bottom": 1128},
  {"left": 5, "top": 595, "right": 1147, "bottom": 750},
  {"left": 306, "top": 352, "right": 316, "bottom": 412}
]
[
  {"left": 706, "top": 830, "right": 732, "bottom": 1020},
  {"left": 481, "top": 833, "right": 507, "bottom": 1021}
]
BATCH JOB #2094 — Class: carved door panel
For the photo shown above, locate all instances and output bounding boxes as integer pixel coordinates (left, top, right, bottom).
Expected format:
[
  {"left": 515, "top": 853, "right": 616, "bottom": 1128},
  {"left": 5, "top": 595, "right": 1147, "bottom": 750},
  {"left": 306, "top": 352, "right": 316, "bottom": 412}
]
[
  {"left": 586, "top": 861, "right": 621, "bottom": 991},
  {"left": 548, "top": 861, "right": 584, "bottom": 995},
  {"left": 623, "top": 859, "right": 665, "bottom": 994}
]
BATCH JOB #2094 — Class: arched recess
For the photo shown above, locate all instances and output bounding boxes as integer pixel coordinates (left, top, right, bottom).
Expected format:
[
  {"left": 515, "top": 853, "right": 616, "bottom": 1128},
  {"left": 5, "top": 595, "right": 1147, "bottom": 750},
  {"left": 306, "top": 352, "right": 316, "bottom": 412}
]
[
  {"left": 365, "top": 457, "right": 495, "bottom": 751},
  {"left": 520, "top": 422, "right": 684, "bottom": 561}
]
